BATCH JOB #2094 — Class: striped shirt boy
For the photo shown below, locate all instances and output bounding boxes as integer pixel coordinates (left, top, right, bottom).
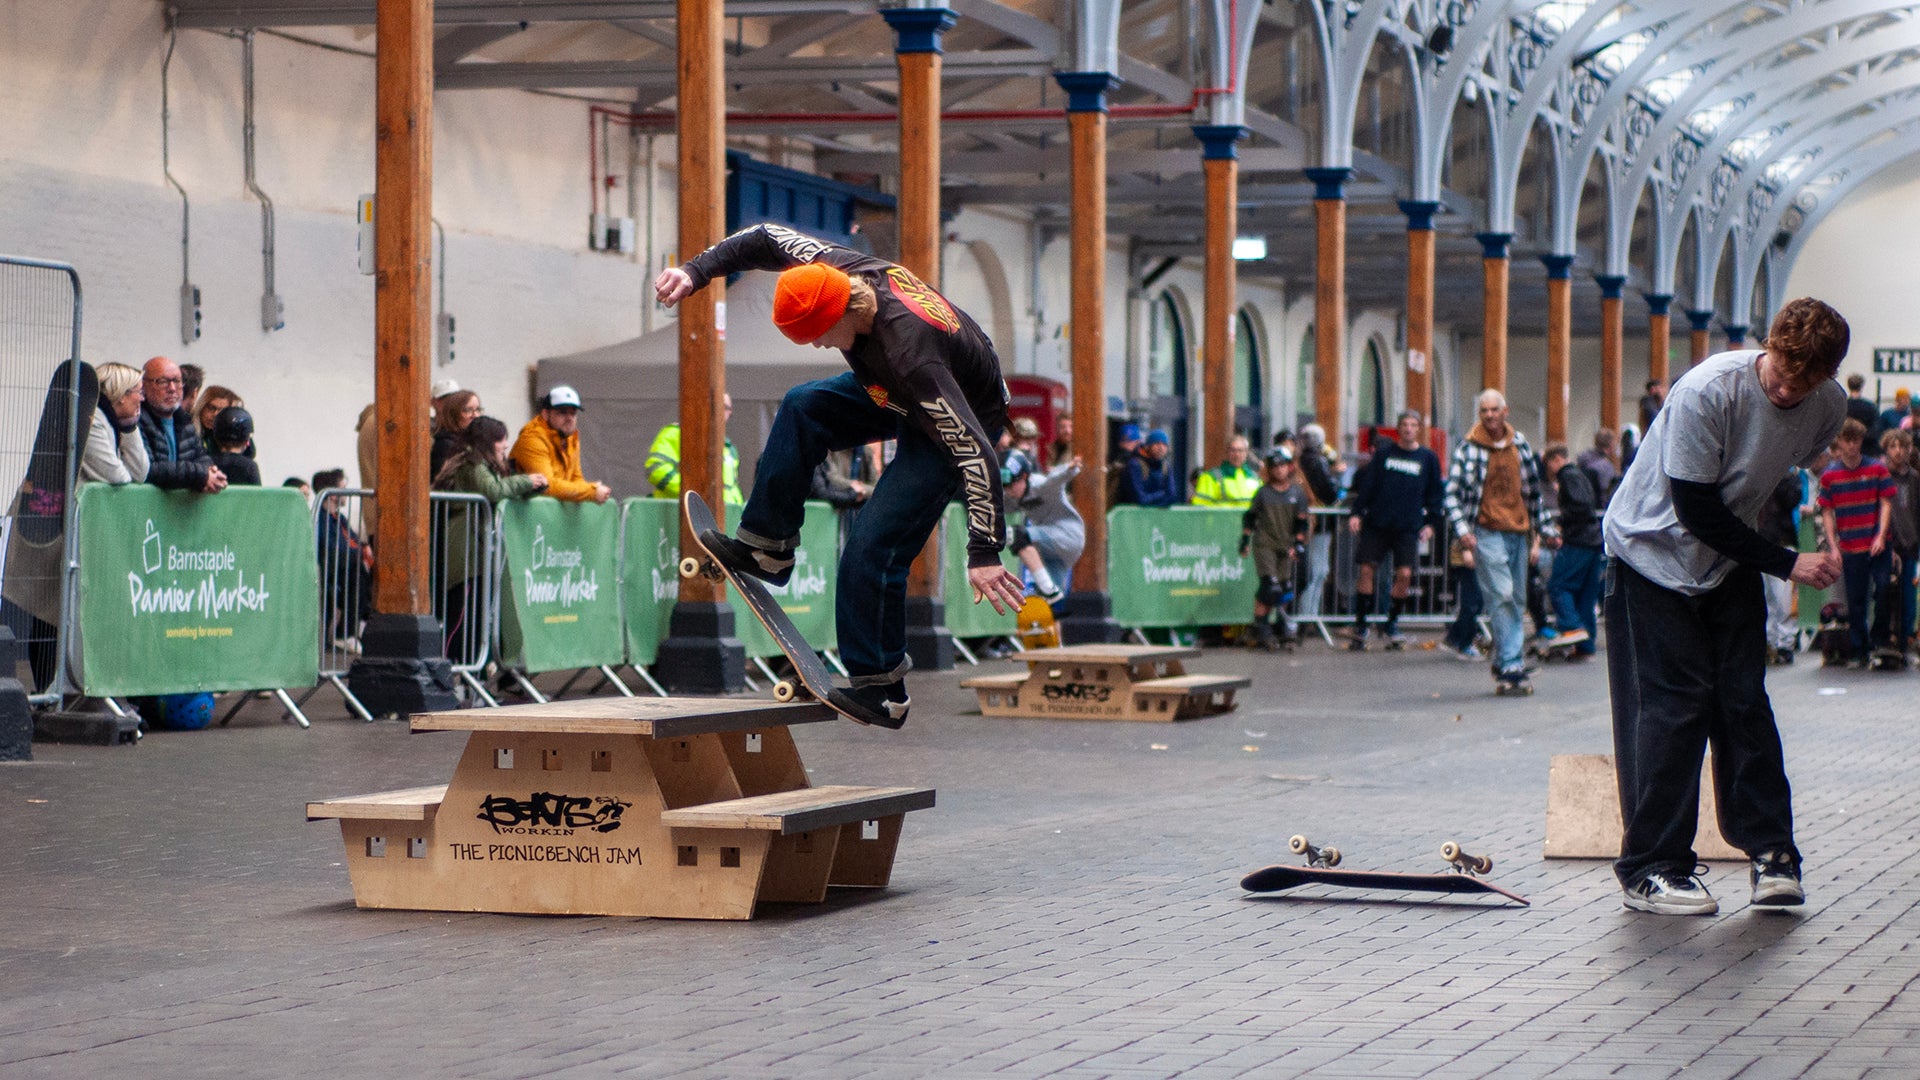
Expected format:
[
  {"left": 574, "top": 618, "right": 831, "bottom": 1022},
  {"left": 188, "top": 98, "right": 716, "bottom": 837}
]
[{"left": 1818, "top": 458, "right": 1894, "bottom": 553}]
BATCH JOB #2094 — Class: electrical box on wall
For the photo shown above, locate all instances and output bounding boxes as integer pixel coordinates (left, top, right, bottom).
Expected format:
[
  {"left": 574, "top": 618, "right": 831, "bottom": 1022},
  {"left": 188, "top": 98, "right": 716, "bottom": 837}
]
[
  {"left": 180, "top": 284, "right": 202, "bottom": 345},
  {"left": 438, "top": 312, "right": 456, "bottom": 366},
  {"left": 589, "top": 214, "right": 636, "bottom": 254},
  {"left": 357, "top": 194, "right": 376, "bottom": 275}
]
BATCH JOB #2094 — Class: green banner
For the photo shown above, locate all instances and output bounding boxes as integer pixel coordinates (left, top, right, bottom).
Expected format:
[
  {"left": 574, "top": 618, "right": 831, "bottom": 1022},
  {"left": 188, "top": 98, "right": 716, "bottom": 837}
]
[
  {"left": 620, "top": 499, "right": 840, "bottom": 664},
  {"left": 941, "top": 501, "right": 1021, "bottom": 639},
  {"left": 1107, "top": 506, "right": 1256, "bottom": 628},
  {"left": 75, "top": 484, "right": 318, "bottom": 695},
  {"left": 620, "top": 498, "right": 680, "bottom": 667},
  {"left": 499, "top": 499, "right": 623, "bottom": 672}
]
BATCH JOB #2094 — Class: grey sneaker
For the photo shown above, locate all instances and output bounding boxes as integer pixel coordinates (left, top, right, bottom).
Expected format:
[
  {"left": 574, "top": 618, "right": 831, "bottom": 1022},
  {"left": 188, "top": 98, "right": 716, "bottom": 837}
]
[
  {"left": 1623, "top": 870, "right": 1719, "bottom": 915},
  {"left": 1750, "top": 850, "right": 1805, "bottom": 908},
  {"left": 1439, "top": 640, "right": 1482, "bottom": 661}
]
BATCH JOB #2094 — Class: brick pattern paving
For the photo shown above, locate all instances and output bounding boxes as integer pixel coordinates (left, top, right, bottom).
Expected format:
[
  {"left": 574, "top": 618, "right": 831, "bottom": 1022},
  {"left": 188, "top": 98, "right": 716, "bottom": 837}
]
[{"left": 3, "top": 641, "right": 1917, "bottom": 1078}]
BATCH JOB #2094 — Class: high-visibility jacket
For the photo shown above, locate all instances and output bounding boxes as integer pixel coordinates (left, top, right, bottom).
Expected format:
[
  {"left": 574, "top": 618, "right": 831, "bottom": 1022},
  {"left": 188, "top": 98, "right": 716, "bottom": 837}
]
[
  {"left": 646, "top": 422, "right": 744, "bottom": 506},
  {"left": 1192, "top": 461, "right": 1262, "bottom": 508}
]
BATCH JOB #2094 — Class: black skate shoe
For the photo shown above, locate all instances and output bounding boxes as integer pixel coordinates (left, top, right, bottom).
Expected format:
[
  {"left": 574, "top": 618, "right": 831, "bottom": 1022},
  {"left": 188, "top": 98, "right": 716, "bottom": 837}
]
[
  {"left": 697, "top": 529, "right": 795, "bottom": 588},
  {"left": 830, "top": 682, "right": 911, "bottom": 729}
]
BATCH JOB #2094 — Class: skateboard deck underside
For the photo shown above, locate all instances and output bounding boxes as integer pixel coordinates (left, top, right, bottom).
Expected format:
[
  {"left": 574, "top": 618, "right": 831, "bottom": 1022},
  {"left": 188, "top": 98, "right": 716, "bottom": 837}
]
[
  {"left": 1240, "top": 865, "right": 1529, "bottom": 905},
  {"left": 682, "top": 492, "right": 837, "bottom": 703}
]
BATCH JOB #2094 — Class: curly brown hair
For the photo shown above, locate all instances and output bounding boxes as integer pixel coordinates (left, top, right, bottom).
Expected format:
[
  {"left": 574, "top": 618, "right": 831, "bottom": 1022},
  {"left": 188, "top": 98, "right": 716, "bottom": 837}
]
[{"left": 1763, "top": 297, "right": 1849, "bottom": 386}]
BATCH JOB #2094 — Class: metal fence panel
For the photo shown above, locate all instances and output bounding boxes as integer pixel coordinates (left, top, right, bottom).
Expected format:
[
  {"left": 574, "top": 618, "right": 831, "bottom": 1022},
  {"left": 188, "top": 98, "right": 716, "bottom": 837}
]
[
  {"left": 0, "top": 256, "right": 82, "bottom": 705},
  {"left": 1291, "top": 507, "right": 1463, "bottom": 630}
]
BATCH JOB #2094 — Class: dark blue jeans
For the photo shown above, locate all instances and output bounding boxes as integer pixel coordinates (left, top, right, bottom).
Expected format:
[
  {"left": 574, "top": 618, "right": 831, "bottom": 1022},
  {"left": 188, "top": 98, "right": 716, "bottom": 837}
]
[
  {"left": 739, "top": 372, "right": 980, "bottom": 680},
  {"left": 1605, "top": 558, "right": 1795, "bottom": 887},
  {"left": 1444, "top": 566, "right": 1481, "bottom": 650},
  {"left": 1548, "top": 545, "right": 1602, "bottom": 654},
  {"left": 1840, "top": 549, "right": 1892, "bottom": 658}
]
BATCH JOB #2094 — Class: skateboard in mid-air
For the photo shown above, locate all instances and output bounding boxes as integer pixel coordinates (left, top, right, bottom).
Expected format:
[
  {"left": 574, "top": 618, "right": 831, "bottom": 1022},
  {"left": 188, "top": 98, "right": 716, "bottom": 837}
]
[
  {"left": 1238, "top": 835, "right": 1529, "bottom": 906},
  {"left": 679, "top": 490, "right": 851, "bottom": 718}
]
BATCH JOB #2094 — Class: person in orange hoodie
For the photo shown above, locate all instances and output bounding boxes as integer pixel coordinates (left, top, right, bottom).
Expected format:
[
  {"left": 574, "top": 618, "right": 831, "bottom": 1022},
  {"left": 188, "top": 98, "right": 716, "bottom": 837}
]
[{"left": 510, "top": 385, "right": 611, "bottom": 504}]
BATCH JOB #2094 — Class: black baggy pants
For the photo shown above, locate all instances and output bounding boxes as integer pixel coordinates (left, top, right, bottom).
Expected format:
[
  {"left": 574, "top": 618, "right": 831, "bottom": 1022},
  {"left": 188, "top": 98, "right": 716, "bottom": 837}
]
[{"left": 1605, "top": 557, "right": 1798, "bottom": 886}]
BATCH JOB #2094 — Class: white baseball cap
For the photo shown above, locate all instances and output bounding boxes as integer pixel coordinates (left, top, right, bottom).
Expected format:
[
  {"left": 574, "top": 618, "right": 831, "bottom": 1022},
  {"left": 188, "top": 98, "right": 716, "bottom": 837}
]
[
  {"left": 430, "top": 377, "right": 461, "bottom": 399},
  {"left": 543, "top": 385, "right": 583, "bottom": 410}
]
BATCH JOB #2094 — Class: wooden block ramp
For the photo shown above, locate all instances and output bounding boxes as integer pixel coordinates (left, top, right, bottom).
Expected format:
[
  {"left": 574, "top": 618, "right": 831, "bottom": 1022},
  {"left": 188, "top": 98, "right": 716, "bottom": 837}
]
[
  {"left": 307, "top": 697, "right": 933, "bottom": 920},
  {"left": 1543, "top": 753, "right": 1742, "bottom": 861},
  {"left": 961, "top": 644, "right": 1250, "bottom": 722}
]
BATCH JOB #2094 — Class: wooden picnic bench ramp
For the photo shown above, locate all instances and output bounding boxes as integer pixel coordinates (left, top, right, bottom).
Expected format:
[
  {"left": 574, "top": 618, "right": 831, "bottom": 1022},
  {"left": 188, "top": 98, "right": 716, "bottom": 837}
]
[
  {"left": 960, "top": 644, "right": 1250, "bottom": 722},
  {"left": 307, "top": 697, "right": 933, "bottom": 920}
]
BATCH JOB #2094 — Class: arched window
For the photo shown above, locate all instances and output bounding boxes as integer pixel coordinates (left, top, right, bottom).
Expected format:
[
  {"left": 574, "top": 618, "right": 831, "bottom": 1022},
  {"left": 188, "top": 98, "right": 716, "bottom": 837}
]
[
  {"left": 1358, "top": 339, "right": 1387, "bottom": 430},
  {"left": 1147, "top": 292, "right": 1187, "bottom": 399},
  {"left": 1234, "top": 310, "right": 1262, "bottom": 410},
  {"left": 1234, "top": 309, "right": 1265, "bottom": 445},
  {"left": 1296, "top": 325, "right": 1315, "bottom": 430}
]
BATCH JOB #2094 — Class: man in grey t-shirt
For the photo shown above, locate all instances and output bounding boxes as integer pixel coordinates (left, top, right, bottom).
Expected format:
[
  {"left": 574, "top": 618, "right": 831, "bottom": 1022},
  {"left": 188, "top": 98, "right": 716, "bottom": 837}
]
[{"left": 1602, "top": 297, "right": 1848, "bottom": 917}]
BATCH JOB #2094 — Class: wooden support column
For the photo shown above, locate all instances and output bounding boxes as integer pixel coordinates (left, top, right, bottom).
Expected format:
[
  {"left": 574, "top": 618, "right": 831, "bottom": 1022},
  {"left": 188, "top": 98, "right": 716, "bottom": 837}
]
[
  {"left": 347, "top": 0, "right": 457, "bottom": 715},
  {"left": 1645, "top": 293, "right": 1672, "bottom": 390},
  {"left": 1595, "top": 275, "right": 1626, "bottom": 435},
  {"left": 1687, "top": 309, "right": 1715, "bottom": 365},
  {"left": 1400, "top": 201, "right": 1439, "bottom": 419},
  {"left": 884, "top": 6, "right": 959, "bottom": 671},
  {"left": 1478, "top": 233, "right": 1513, "bottom": 395},
  {"left": 1305, "top": 168, "right": 1351, "bottom": 448},
  {"left": 1055, "top": 71, "right": 1122, "bottom": 644},
  {"left": 657, "top": 0, "right": 744, "bottom": 694},
  {"left": 1541, "top": 254, "right": 1573, "bottom": 443},
  {"left": 1195, "top": 125, "right": 1246, "bottom": 465}
]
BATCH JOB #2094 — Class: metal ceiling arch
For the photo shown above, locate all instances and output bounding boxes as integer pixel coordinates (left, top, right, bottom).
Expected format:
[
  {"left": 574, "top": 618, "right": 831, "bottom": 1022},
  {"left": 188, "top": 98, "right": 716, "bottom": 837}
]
[
  {"left": 1602, "top": 1, "right": 1920, "bottom": 292},
  {"left": 1704, "top": 78, "right": 1920, "bottom": 291},
  {"left": 1716, "top": 107, "right": 1920, "bottom": 320},
  {"left": 1775, "top": 137, "right": 1920, "bottom": 288}
]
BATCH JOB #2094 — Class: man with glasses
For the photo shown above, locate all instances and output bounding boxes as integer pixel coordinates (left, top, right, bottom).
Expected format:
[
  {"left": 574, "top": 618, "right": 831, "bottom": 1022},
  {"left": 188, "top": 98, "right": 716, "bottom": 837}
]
[{"left": 138, "top": 356, "right": 226, "bottom": 493}]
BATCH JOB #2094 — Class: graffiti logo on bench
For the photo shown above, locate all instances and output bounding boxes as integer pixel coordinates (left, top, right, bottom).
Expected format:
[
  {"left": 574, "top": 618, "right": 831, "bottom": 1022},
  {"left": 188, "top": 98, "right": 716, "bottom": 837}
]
[
  {"left": 477, "top": 792, "right": 631, "bottom": 835},
  {"left": 1040, "top": 682, "right": 1111, "bottom": 703}
]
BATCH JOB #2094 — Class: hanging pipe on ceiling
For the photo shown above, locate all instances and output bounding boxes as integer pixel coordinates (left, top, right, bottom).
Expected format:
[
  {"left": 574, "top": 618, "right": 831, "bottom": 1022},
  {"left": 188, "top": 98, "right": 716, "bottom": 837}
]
[
  {"left": 242, "top": 30, "right": 283, "bottom": 332},
  {"left": 162, "top": 12, "right": 198, "bottom": 345}
]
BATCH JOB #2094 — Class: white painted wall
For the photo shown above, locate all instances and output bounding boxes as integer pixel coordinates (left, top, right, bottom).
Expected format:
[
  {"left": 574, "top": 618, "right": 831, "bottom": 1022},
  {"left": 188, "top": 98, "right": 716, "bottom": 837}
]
[{"left": 2, "top": 3, "right": 648, "bottom": 489}]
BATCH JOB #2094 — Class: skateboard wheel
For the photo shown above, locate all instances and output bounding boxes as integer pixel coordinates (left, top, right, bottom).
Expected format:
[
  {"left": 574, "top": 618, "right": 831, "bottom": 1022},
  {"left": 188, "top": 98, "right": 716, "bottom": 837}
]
[
  {"left": 678, "top": 556, "right": 701, "bottom": 579},
  {"left": 1288, "top": 835, "right": 1309, "bottom": 855},
  {"left": 1440, "top": 841, "right": 1460, "bottom": 862},
  {"left": 1322, "top": 847, "right": 1341, "bottom": 867},
  {"left": 773, "top": 679, "right": 798, "bottom": 702}
]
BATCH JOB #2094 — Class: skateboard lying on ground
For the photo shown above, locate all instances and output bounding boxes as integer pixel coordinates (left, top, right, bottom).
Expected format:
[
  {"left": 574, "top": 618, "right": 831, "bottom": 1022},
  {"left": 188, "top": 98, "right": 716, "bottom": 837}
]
[
  {"left": 680, "top": 491, "right": 861, "bottom": 722},
  {"left": 1239, "top": 835, "right": 1529, "bottom": 906}
]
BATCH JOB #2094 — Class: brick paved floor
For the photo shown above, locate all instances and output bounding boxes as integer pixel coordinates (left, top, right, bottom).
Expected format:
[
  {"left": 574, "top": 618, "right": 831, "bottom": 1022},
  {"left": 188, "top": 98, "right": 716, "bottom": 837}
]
[{"left": 3, "top": 634, "right": 1918, "bottom": 1079}]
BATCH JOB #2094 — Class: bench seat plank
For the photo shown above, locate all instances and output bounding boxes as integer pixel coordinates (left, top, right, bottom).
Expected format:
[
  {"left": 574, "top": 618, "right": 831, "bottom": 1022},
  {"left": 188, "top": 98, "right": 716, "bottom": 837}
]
[
  {"left": 412, "top": 696, "right": 838, "bottom": 738},
  {"left": 307, "top": 784, "right": 448, "bottom": 822},
  {"left": 660, "top": 785, "right": 935, "bottom": 835},
  {"left": 1133, "top": 674, "right": 1253, "bottom": 694},
  {"left": 1016, "top": 644, "right": 1202, "bottom": 665},
  {"left": 959, "top": 672, "right": 1030, "bottom": 689}
]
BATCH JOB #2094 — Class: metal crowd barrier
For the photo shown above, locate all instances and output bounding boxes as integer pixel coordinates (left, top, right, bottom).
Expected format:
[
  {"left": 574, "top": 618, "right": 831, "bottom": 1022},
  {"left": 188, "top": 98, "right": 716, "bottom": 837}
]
[
  {"left": 0, "top": 256, "right": 83, "bottom": 708},
  {"left": 302, "top": 488, "right": 501, "bottom": 720},
  {"left": 1289, "top": 506, "right": 1462, "bottom": 641}
]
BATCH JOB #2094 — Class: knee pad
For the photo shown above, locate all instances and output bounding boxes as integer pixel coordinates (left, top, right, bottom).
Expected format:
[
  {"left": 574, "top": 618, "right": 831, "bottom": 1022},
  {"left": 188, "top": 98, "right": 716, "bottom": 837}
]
[{"left": 1256, "top": 576, "right": 1285, "bottom": 607}]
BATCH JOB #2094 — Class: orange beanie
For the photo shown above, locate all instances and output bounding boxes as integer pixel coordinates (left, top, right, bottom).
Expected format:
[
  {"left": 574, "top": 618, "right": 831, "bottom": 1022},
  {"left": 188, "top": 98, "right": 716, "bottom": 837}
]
[{"left": 772, "top": 263, "right": 852, "bottom": 344}]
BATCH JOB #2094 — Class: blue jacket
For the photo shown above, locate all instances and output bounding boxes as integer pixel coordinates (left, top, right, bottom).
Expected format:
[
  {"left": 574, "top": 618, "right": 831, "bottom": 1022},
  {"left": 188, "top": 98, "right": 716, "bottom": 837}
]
[{"left": 1118, "top": 450, "right": 1180, "bottom": 507}]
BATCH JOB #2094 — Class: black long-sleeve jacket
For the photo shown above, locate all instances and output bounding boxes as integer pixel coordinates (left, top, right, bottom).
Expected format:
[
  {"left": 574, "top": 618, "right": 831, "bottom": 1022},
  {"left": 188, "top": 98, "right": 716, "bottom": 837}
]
[
  {"left": 137, "top": 404, "right": 213, "bottom": 491},
  {"left": 683, "top": 224, "right": 1010, "bottom": 565}
]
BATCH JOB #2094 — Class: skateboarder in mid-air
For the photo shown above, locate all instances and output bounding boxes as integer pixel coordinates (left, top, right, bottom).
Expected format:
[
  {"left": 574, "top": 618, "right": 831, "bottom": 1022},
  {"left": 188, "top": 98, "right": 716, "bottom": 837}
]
[
  {"left": 1603, "top": 296, "right": 1849, "bottom": 915},
  {"left": 655, "top": 225, "right": 1025, "bottom": 728}
]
